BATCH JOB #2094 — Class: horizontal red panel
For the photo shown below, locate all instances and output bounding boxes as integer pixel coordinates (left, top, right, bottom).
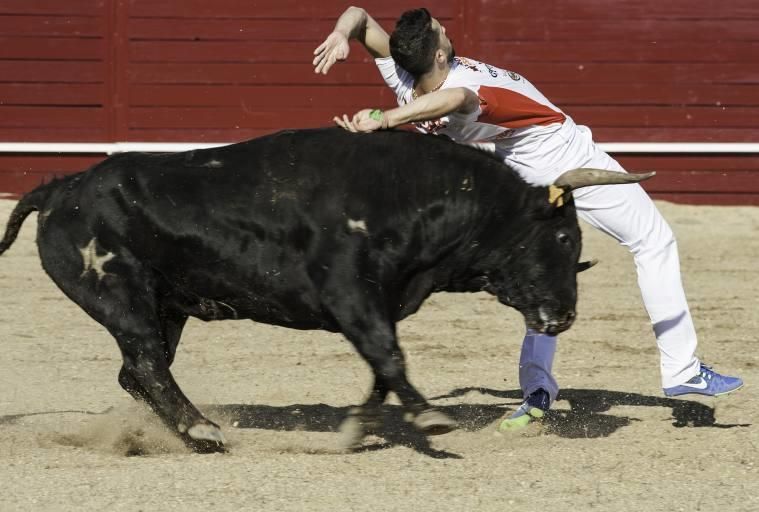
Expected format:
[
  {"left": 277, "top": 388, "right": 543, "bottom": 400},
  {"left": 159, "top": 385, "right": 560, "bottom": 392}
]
[
  {"left": 0, "top": 61, "right": 106, "bottom": 83},
  {"left": 638, "top": 170, "right": 759, "bottom": 193},
  {"left": 0, "top": 16, "right": 104, "bottom": 37},
  {"left": 0, "top": 155, "right": 103, "bottom": 173},
  {"left": 542, "top": 83, "right": 759, "bottom": 107},
  {"left": 650, "top": 192, "right": 759, "bottom": 206},
  {"left": 125, "top": 127, "right": 283, "bottom": 142},
  {"left": 0, "top": 37, "right": 105, "bottom": 60},
  {"left": 128, "top": 40, "right": 389, "bottom": 64},
  {"left": 129, "top": 62, "right": 383, "bottom": 85},
  {"left": 127, "top": 17, "right": 458, "bottom": 42},
  {"left": 0, "top": 0, "right": 104, "bottom": 16},
  {"left": 0, "top": 106, "right": 106, "bottom": 128},
  {"left": 480, "top": 19, "right": 759, "bottom": 42},
  {"left": 128, "top": 1, "right": 455, "bottom": 19},
  {"left": 592, "top": 127, "right": 759, "bottom": 143},
  {"left": 483, "top": 0, "right": 759, "bottom": 20},
  {"left": 128, "top": 106, "right": 345, "bottom": 129},
  {"left": 126, "top": 61, "right": 758, "bottom": 90},
  {"left": 0, "top": 172, "right": 66, "bottom": 198},
  {"left": 616, "top": 155, "right": 759, "bottom": 172},
  {"left": 129, "top": 19, "right": 370, "bottom": 42},
  {"left": 0, "top": 127, "right": 109, "bottom": 142},
  {"left": 511, "top": 62, "right": 759, "bottom": 85},
  {"left": 129, "top": 84, "right": 393, "bottom": 107},
  {"left": 0, "top": 83, "right": 106, "bottom": 105},
  {"left": 476, "top": 42, "right": 759, "bottom": 63},
  {"left": 567, "top": 106, "right": 759, "bottom": 129},
  {"left": 129, "top": 59, "right": 759, "bottom": 88}
]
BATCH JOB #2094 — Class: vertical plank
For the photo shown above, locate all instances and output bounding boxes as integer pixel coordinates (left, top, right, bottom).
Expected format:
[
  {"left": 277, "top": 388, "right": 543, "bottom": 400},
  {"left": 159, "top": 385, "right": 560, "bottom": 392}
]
[{"left": 112, "top": 0, "right": 130, "bottom": 141}]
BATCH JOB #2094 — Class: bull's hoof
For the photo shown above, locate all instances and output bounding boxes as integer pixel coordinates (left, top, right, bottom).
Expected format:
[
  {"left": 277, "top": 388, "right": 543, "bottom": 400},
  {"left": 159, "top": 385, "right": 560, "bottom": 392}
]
[
  {"left": 338, "top": 407, "right": 382, "bottom": 451},
  {"left": 412, "top": 409, "right": 457, "bottom": 435},
  {"left": 185, "top": 422, "right": 227, "bottom": 454}
]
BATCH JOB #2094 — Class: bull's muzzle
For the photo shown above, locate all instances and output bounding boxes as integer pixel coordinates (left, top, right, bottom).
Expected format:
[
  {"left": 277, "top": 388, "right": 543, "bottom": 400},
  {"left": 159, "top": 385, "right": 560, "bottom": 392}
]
[{"left": 534, "top": 307, "right": 576, "bottom": 336}]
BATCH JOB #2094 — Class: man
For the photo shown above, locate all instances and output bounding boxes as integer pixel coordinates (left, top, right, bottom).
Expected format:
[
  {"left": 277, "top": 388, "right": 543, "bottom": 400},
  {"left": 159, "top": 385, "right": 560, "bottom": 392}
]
[{"left": 312, "top": 7, "right": 743, "bottom": 428}]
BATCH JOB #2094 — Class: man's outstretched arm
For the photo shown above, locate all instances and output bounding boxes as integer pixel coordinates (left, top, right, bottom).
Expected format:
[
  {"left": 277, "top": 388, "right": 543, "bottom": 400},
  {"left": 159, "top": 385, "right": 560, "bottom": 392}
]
[
  {"left": 335, "top": 88, "right": 481, "bottom": 133},
  {"left": 313, "top": 6, "right": 390, "bottom": 74}
]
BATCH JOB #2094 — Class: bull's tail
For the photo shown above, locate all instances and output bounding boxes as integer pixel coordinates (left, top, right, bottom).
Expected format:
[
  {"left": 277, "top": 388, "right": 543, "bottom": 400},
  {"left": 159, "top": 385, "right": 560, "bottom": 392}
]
[{"left": 0, "top": 181, "right": 58, "bottom": 255}]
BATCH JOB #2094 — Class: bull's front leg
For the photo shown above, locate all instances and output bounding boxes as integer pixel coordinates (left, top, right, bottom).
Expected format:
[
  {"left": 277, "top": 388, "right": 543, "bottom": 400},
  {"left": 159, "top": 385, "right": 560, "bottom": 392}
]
[
  {"left": 339, "top": 377, "right": 387, "bottom": 450},
  {"left": 324, "top": 290, "right": 457, "bottom": 449}
]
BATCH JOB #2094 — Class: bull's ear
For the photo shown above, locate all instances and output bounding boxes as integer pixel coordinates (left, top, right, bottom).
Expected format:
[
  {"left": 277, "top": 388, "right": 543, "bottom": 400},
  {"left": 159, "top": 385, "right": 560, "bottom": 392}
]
[
  {"left": 577, "top": 259, "right": 599, "bottom": 273},
  {"left": 548, "top": 185, "right": 569, "bottom": 207}
]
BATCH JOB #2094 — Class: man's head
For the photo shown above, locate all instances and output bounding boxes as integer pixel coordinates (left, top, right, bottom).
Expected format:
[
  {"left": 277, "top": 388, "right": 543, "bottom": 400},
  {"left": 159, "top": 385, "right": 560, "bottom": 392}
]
[{"left": 390, "top": 8, "right": 455, "bottom": 78}]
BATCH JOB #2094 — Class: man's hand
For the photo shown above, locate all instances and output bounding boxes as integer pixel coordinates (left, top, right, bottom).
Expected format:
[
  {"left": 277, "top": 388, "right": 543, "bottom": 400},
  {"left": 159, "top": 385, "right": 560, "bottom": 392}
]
[
  {"left": 333, "top": 109, "right": 384, "bottom": 133},
  {"left": 313, "top": 32, "right": 351, "bottom": 74}
]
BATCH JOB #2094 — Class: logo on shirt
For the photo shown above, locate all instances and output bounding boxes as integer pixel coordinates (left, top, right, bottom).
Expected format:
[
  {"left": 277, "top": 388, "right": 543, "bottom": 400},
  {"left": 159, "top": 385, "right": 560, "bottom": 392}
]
[
  {"left": 415, "top": 118, "right": 449, "bottom": 135},
  {"left": 454, "top": 57, "right": 480, "bottom": 73},
  {"left": 507, "top": 71, "right": 522, "bottom": 81},
  {"left": 484, "top": 64, "right": 499, "bottom": 78},
  {"left": 492, "top": 129, "right": 517, "bottom": 140}
]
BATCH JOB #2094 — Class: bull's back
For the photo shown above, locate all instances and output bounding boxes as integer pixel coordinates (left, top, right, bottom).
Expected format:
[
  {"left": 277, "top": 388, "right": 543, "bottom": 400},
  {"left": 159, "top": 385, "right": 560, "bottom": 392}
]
[{"left": 36, "top": 128, "right": 513, "bottom": 327}]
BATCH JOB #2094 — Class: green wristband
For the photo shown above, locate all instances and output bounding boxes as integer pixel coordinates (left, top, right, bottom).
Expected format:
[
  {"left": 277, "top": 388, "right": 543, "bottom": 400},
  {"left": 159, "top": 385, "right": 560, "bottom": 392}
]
[{"left": 369, "top": 109, "right": 383, "bottom": 122}]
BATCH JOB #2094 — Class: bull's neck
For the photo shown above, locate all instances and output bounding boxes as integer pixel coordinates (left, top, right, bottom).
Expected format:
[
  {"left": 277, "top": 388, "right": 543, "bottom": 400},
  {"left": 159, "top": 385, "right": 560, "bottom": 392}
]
[{"left": 422, "top": 173, "right": 534, "bottom": 294}]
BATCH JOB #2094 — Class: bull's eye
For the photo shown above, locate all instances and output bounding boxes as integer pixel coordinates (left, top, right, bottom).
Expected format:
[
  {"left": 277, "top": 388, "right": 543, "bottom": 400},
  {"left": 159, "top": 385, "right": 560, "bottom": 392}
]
[{"left": 557, "top": 232, "right": 571, "bottom": 245}]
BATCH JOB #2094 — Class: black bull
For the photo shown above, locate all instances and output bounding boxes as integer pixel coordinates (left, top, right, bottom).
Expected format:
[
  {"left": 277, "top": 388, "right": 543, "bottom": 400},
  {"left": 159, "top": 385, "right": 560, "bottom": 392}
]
[{"left": 0, "top": 128, "right": 652, "bottom": 452}]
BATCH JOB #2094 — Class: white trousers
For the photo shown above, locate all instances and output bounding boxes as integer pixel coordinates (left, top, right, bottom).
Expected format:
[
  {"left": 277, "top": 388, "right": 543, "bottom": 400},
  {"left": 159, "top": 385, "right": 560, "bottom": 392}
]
[{"left": 517, "top": 137, "right": 701, "bottom": 401}]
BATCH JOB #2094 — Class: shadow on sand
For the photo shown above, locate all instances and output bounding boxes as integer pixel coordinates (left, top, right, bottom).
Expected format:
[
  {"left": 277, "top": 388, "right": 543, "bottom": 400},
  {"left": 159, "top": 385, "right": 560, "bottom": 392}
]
[
  {"left": 204, "top": 387, "right": 748, "bottom": 457},
  {"left": 429, "top": 387, "right": 749, "bottom": 438},
  {"left": 1, "top": 389, "right": 747, "bottom": 459}
]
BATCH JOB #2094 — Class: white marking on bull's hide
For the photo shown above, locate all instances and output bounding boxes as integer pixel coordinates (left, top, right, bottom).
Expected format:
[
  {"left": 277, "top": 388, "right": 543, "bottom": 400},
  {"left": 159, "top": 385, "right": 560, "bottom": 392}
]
[
  {"left": 79, "top": 238, "right": 116, "bottom": 281},
  {"left": 204, "top": 159, "right": 224, "bottom": 168},
  {"left": 38, "top": 209, "right": 52, "bottom": 227},
  {"left": 460, "top": 177, "right": 473, "bottom": 192},
  {"left": 347, "top": 218, "right": 369, "bottom": 235}
]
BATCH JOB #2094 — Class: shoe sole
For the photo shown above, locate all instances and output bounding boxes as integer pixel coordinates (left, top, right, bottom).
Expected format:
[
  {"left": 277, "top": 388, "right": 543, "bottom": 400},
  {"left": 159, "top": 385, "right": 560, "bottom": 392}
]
[
  {"left": 498, "top": 406, "right": 544, "bottom": 432},
  {"left": 714, "top": 382, "right": 744, "bottom": 397},
  {"left": 664, "top": 382, "right": 744, "bottom": 398}
]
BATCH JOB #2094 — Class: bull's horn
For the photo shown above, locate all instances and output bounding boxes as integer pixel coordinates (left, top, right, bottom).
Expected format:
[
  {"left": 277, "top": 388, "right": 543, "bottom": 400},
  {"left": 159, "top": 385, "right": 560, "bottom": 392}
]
[
  {"left": 577, "top": 258, "right": 599, "bottom": 273},
  {"left": 553, "top": 168, "right": 656, "bottom": 191}
]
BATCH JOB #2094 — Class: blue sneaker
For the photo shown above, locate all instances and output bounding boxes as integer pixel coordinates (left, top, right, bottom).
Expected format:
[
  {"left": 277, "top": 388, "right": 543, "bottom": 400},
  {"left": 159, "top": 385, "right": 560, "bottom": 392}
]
[
  {"left": 499, "top": 388, "right": 550, "bottom": 431},
  {"left": 663, "top": 364, "right": 743, "bottom": 397}
]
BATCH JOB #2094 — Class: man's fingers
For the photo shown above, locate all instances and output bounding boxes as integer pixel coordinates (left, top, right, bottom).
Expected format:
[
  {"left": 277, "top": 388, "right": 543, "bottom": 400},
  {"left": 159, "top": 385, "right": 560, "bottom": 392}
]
[
  {"left": 314, "top": 56, "right": 326, "bottom": 74},
  {"left": 320, "top": 54, "right": 336, "bottom": 75},
  {"left": 342, "top": 115, "right": 357, "bottom": 132},
  {"left": 344, "top": 115, "right": 360, "bottom": 132},
  {"left": 334, "top": 115, "right": 356, "bottom": 132},
  {"left": 313, "top": 41, "right": 327, "bottom": 55},
  {"left": 312, "top": 51, "right": 325, "bottom": 68}
]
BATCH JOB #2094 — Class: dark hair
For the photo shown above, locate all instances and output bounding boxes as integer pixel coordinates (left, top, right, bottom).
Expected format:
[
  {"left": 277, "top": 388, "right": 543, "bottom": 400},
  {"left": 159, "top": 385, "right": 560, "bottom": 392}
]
[{"left": 390, "top": 8, "right": 439, "bottom": 77}]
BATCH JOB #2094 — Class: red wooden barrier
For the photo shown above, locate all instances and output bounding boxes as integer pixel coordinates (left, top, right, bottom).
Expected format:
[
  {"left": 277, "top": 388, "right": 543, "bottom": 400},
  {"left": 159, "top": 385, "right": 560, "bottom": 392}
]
[{"left": 0, "top": 0, "right": 757, "bottom": 204}]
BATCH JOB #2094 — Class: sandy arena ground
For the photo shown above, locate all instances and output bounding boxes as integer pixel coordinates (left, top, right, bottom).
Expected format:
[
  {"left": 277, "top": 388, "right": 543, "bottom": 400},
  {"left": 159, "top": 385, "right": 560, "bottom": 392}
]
[{"left": 0, "top": 197, "right": 757, "bottom": 511}]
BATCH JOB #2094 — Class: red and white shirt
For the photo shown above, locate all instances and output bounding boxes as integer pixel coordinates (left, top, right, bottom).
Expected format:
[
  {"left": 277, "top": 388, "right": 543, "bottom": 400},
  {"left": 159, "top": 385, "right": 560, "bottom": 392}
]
[{"left": 375, "top": 56, "right": 596, "bottom": 185}]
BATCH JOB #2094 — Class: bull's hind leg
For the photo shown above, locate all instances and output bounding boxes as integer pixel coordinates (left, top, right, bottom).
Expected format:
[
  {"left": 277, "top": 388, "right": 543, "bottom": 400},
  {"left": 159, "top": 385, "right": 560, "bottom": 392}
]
[
  {"left": 117, "top": 303, "right": 188, "bottom": 400},
  {"left": 116, "top": 306, "right": 195, "bottom": 427},
  {"left": 38, "top": 239, "right": 224, "bottom": 453}
]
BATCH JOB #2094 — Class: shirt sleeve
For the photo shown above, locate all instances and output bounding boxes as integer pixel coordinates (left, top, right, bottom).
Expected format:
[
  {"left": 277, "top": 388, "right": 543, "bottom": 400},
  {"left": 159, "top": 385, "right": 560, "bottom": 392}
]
[{"left": 374, "top": 56, "right": 413, "bottom": 104}]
